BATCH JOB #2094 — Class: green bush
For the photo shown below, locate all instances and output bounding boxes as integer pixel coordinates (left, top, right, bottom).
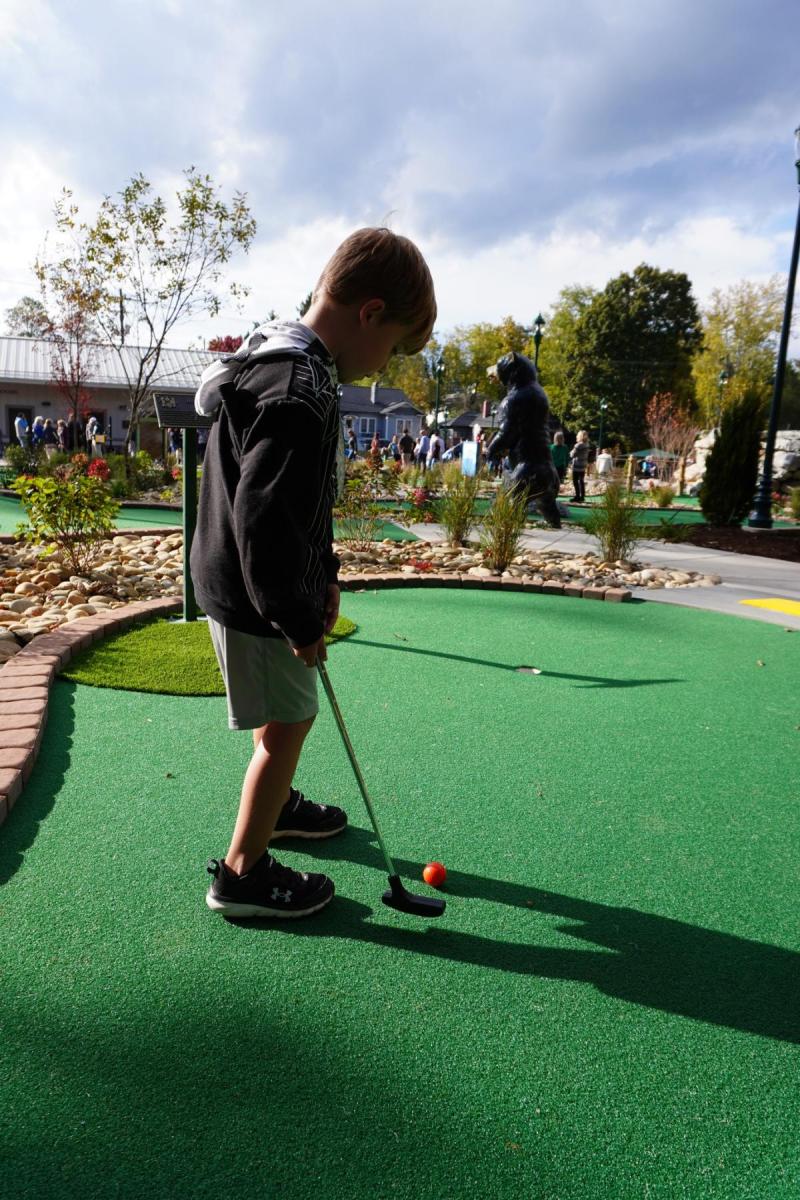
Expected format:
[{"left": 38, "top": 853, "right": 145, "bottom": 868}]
[
  {"left": 436, "top": 470, "right": 479, "bottom": 546},
  {"left": 650, "top": 485, "right": 675, "bottom": 508},
  {"left": 5, "top": 443, "right": 45, "bottom": 478},
  {"left": 583, "top": 482, "right": 640, "bottom": 562},
  {"left": 788, "top": 487, "right": 800, "bottom": 521},
  {"left": 699, "top": 390, "right": 766, "bottom": 526},
  {"left": 334, "top": 477, "right": 381, "bottom": 551},
  {"left": 479, "top": 484, "right": 529, "bottom": 572},
  {"left": 12, "top": 472, "right": 120, "bottom": 575}
]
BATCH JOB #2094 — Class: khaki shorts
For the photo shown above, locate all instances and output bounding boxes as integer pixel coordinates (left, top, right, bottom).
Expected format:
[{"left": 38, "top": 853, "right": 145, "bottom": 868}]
[{"left": 207, "top": 618, "right": 319, "bottom": 730}]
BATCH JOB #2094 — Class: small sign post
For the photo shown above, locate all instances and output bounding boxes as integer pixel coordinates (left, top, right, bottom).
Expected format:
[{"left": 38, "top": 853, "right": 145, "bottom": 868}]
[{"left": 152, "top": 393, "right": 213, "bottom": 622}]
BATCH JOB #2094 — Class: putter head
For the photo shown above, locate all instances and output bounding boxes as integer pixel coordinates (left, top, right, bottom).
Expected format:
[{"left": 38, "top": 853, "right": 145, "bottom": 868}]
[{"left": 382, "top": 874, "right": 446, "bottom": 918}]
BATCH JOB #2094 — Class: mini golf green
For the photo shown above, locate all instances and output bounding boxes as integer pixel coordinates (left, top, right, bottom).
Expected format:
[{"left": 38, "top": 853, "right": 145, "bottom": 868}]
[
  {"left": 61, "top": 615, "right": 358, "bottom": 695},
  {"left": 1, "top": 591, "right": 798, "bottom": 1199}
]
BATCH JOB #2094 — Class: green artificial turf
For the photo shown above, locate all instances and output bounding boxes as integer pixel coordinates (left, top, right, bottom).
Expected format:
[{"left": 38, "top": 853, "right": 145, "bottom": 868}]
[
  {"left": 61, "top": 615, "right": 358, "bottom": 695},
  {"left": 2, "top": 591, "right": 799, "bottom": 1199}
]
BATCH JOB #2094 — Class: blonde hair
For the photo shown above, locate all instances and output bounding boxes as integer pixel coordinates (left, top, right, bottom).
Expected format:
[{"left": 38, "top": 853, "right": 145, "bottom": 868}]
[
  {"left": 553, "top": 431, "right": 565, "bottom": 445},
  {"left": 576, "top": 430, "right": 589, "bottom": 442},
  {"left": 314, "top": 227, "right": 437, "bottom": 353}
]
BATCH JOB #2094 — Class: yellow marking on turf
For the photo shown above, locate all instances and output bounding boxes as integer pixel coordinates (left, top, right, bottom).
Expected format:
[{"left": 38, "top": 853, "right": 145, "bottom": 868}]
[{"left": 740, "top": 597, "right": 800, "bottom": 616}]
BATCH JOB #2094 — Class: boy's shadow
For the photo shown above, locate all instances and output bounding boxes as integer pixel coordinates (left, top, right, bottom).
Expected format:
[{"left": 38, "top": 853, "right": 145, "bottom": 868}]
[{"left": 256, "top": 825, "right": 799, "bottom": 1045}]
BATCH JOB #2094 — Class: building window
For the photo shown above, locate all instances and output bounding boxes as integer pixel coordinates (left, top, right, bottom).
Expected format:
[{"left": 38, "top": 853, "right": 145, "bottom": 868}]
[{"left": 359, "top": 417, "right": 376, "bottom": 436}]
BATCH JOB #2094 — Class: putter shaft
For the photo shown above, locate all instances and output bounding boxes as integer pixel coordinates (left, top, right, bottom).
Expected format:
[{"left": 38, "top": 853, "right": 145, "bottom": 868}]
[{"left": 316, "top": 659, "right": 397, "bottom": 879}]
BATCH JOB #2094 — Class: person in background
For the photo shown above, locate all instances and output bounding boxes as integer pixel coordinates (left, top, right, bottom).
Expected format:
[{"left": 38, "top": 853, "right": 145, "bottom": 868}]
[
  {"left": 14, "top": 413, "right": 29, "bottom": 448},
  {"left": 569, "top": 429, "right": 590, "bottom": 502},
  {"left": 345, "top": 424, "right": 358, "bottom": 460},
  {"left": 427, "top": 427, "right": 444, "bottom": 468},
  {"left": 595, "top": 447, "right": 614, "bottom": 479},
  {"left": 56, "top": 419, "right": 68, "bottom": 452},
  {"left": 549, "top": 430, "right": 569, "bottom": 483},
  {"left": 385, "top": 433, "right": 401, "bottom": 462},
  {"left": 368, "top": 434, "right": 382, "bottom": 468},
  {"left": 415, "top": 427, "right": 430, "bottom": 472},
  {"left": 398, "top": 426, "right": 415, "bottom": 467},
  {"left": 42, "top": 418, "right": 59, "bottom": 459},
  {"left": 30, "top": 416, "right": 46, "bottom": 449}
]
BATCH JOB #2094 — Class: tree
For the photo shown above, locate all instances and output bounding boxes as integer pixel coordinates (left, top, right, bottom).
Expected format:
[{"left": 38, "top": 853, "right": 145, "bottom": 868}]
[
  {"left": 37, "top": 168, "right": 256, "bottom": 455},
  {"left": 780, "top": 359, "right": 800, "bottom": 428},
  {"left": 207, "top": 335, "right": 243, "bottom": 353},
  {"left": 699, "top": 389, "right": 766, "bottom": 526},
  {"left": 297, "top": 291, "right": 312, "bottom": 317},
  {"left": 692, "top": 278, "right": 786, "bottom": 426},
  {"left": 34, "top": 219, "right": 104, "bottom": 445},
  {"left": 4, "top": 296, "right": 50, "bottom": 338},
  {"left": 535, "top": 284, "right": 597, "bottom": 421},
  {"left": 564, "top": 264, "right": 702, "bottom": 449},
  {"left": 644, "top": 393, "right": 701, "bottom": 480}
]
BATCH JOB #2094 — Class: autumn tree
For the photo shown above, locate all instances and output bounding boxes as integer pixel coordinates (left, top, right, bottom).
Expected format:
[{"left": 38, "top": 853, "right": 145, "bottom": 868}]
[
  {"left": 207, "top": 335, "right": 243, "bottom": 353},
  {"left": 692, "top": 278, "right": 786, "bottom": 426},
  {"left": 37, "top": 168, "right": 256, "bottom": 454},
  {"left": 34, "top": 218, "right": 105, "bottom": 445},
  {"left": 644, "top": 393, "right": 701, "bottom": 480}
]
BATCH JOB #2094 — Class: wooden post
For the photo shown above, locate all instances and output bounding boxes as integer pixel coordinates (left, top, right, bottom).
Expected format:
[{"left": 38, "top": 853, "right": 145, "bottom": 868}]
[
  {"left": 182, "top": 428, "right": 198, "bottom": 622},
  {"left": 626, "top": 454, "right": 636, "bottom": 494},
  {"left": 677, "top": 456, "right": 686, "bottom": 496}
]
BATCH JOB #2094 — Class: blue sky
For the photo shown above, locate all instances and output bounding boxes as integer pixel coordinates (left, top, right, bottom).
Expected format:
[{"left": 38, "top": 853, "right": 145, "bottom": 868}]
[{"left": 1, "top": 0, "right": 798, "bottom": 347}]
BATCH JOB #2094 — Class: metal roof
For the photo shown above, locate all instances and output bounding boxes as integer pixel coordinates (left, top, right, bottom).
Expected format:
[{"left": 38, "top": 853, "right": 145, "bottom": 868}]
[
  {"left": 338, "top": 384, "right": 416, "bottom": 415},
  {"left": 0, "top": 335, "right": 217, "bottom": 393}
]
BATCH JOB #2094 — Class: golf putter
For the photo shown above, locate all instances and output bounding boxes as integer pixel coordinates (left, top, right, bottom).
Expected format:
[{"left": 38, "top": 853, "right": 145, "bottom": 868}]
[{"left": 316, "top": 658, "right": 445, "bottom": 919}]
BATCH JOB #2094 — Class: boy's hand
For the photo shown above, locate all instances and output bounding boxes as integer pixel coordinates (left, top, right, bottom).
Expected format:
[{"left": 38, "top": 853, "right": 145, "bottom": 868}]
[
  {"left": 292, "top": 635, "right": 326, "bottom": 668},
  {"left": 324, "top": 584, "right": 340, "bottom": 634}
]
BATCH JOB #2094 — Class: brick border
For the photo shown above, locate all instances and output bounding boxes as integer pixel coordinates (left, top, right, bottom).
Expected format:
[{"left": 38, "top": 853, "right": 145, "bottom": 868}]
[{"left": 0, "top": 577, "right": 629, "bottom": 825}]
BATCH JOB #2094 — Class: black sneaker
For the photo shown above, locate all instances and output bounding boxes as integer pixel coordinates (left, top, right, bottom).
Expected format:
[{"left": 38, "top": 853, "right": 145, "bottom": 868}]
[
  {"left": 271, "top": 787, "right": 348, "bottom": 841},
  {"left": 206, "top": 852, "right": 334, "bottom": 919}
]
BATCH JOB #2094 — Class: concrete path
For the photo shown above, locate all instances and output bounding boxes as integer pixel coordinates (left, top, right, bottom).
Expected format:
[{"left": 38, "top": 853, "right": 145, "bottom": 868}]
[{"left": 408, "top": 522, "right": 800, "bottom": 630}]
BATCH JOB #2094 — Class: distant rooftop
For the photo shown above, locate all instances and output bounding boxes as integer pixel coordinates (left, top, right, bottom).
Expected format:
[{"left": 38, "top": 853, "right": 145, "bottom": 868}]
[{"left": 0, "top": 335, "right": 217, "bottom": 393}]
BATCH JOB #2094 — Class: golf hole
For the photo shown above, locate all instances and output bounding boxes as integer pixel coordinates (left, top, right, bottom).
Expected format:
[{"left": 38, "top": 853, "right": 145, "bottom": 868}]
[{"left": 515, "top": 666, "right": 542, "bottom": 675}]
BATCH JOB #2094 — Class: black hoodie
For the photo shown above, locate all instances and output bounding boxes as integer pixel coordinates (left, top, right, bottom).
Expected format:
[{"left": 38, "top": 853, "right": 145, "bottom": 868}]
[{"left": 189, "top": 322, "right": 342, "bottom": 648}]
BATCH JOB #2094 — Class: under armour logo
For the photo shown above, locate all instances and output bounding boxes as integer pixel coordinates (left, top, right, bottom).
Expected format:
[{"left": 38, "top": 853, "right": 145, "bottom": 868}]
[{"left": 271, "top": 888, "right": 293, "bottom": 903}]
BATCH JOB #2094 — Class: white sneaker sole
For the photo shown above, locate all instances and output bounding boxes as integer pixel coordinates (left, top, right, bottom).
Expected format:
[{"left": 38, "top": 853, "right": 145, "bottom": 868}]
[
  {"left": 270, "top": 824, "right": 346, "bottom": 841},
  {"left": 206, "top": 888, "right": 334, "bottom": 919}
]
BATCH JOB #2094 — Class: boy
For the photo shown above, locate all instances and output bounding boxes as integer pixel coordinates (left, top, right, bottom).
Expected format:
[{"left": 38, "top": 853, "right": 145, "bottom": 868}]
[{"left": 190, "top": 228, "right": 436, "bottom": 920}]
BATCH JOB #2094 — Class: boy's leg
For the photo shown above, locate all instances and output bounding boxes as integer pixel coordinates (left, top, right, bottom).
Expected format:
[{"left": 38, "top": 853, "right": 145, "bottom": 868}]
[{"left": 225, "top": 716, "right": 315, "bottom": 876}]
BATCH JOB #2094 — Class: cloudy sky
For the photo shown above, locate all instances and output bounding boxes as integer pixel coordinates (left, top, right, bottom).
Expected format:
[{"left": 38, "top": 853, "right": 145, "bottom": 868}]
[{"left": 1, "top": 0, "right": 798, "bottom": 348}]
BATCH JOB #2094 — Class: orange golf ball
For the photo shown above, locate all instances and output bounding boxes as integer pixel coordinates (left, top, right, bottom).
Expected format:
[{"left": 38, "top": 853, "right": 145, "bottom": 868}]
[{"left": 422, "top": 861, "right": 447, "bottom": 888}]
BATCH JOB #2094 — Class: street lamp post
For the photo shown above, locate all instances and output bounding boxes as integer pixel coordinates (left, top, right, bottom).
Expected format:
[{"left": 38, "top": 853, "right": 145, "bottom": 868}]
[
  {"left": 433, "top": 353, "right": 444, "bottom": 432},
  {"left": 716, "top": 367, "right": 730, "bottom": 425},
  {"left": 749, "top": 126, "right": 800, "bottom": 529},
  {"left": 598, "top": 400, "right": 608, "bottom": 454},
  {"left": 532, "top": 313, "right": 545, "bottom": 372}
]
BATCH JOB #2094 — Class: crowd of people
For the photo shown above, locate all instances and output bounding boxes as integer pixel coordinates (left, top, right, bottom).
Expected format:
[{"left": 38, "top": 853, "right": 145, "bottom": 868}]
[{"left": 10, "top": 411, "right": 106, "bottom": 458}]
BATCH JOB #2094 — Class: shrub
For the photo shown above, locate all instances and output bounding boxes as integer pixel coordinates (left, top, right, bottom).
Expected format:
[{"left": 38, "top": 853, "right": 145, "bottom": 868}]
[
  {"left": 788, "top": 487, "right": 800, "bottom": 521},
  {"left": 583, "top": 482, "right": 640, "bottom": 562},
  {"left": 87, "top": 458, "right": 111, "bottom": 481},
  {"left": 334, "top": 477, "right": 381, "bottom": 550},
  {"left": 649, "top": 485, "right": 675, "bottom": 508},
  {"left": 436, "top": 470, "right": 479, "bottom": 546},
  {"left": 479, "top": 484, "right": 529, "bottom": 572},
  {"left": 12, "top": 472, "right": 120, "bottom": 575},
  {"left": 5, "top": 443, "right": 45, "bottom": 478},
  {"left": 699, "top": 389, "right": 766, "bottom": 526}
]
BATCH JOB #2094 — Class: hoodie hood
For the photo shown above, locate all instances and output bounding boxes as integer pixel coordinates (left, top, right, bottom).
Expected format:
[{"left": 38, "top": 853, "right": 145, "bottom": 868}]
[{"left": 194, "top": 320, "right": 336, "bottom": 416}]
